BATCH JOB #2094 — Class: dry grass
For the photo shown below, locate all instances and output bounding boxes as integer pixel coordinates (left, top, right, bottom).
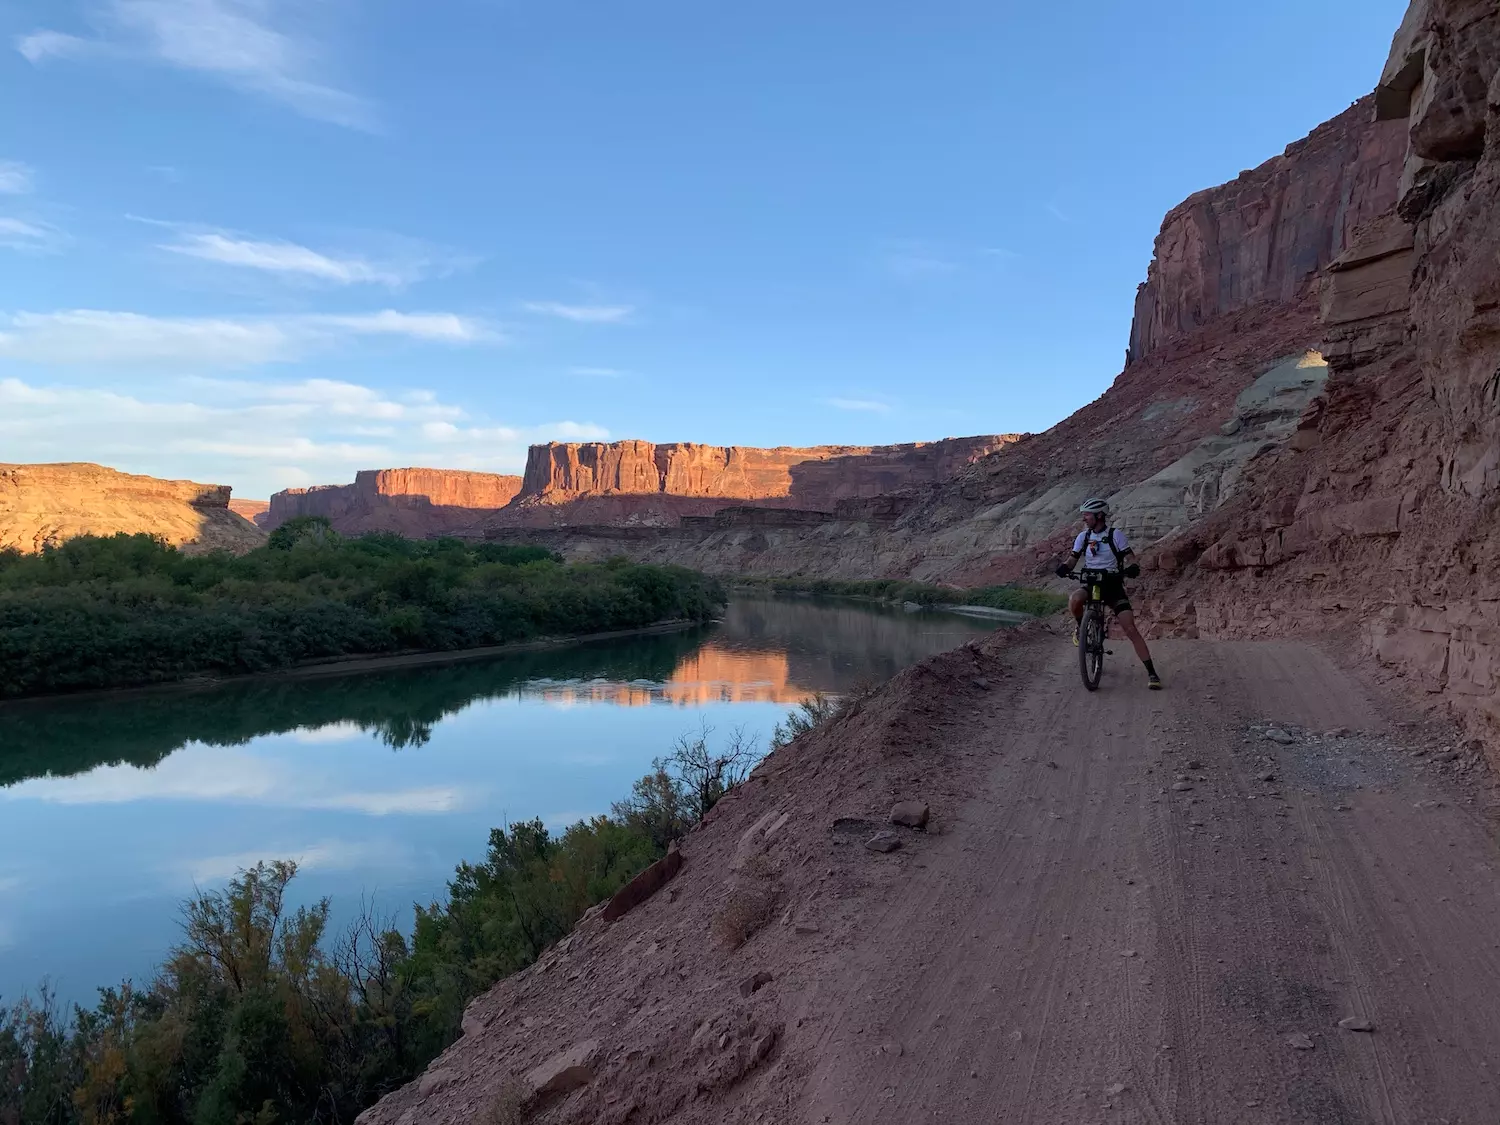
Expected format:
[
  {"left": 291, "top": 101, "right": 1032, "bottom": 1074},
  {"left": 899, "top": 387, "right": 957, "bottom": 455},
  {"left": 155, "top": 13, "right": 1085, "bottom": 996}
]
[
  {"left": 711, "top": 872, "right": 779, "bottom": 952},
  {"left": 484, "top": 1078, "right": 532, "bottom": 1125}
]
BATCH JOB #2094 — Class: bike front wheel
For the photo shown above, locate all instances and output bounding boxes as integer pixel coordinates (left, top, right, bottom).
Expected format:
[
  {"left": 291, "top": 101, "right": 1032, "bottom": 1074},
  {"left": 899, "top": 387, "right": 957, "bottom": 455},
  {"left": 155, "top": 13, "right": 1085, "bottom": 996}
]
[{"left": 1079, "top": 605, "right": 1104, "bottom": 691}]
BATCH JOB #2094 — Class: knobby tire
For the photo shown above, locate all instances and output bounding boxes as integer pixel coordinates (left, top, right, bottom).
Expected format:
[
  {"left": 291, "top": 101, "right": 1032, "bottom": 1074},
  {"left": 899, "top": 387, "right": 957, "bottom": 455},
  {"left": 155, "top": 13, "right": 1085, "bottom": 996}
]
[{"left": 1079, "top": 604, "right": 1104, "bottom": 692}]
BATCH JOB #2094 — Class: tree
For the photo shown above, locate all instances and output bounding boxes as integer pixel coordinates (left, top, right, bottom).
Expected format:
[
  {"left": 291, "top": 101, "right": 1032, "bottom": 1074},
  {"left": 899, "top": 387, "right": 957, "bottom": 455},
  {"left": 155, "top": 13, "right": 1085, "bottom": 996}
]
[
  {"left": 770, "top": 694, "right": 839, "bottom": 750},
  {"left": 267, "top": 516, "right": 339, "bottom": 552}
]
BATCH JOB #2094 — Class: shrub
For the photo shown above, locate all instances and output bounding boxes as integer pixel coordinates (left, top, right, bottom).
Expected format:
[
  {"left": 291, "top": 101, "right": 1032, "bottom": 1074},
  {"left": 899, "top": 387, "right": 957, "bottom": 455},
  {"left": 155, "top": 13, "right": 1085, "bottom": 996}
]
[
  {"left": 2, "top": 710, "right": 763, "bottom": 1125},
  {"left": 0, "top": 533, "right": 726, "bottom": 697},
  {"left": 736, "top": 575, "right": 1066, "bottom": 617},
  {"left": 710, "top": 885, "right": 778, "bottom": 952}
]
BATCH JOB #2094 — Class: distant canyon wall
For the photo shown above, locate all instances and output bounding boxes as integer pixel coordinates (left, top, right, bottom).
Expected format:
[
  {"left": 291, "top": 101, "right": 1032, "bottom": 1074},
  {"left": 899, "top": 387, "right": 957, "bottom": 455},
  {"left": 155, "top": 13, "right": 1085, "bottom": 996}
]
[
  {"left": 497, "top": 436, "right": 1020, "bottom": 528},
  {"left": 228, "top": 499, "right": 270, "bottom": 528},
  {"left": 266, "top": 469, "right": 523, "bottom": 535},
  {"left": 0, "top": 463, "right": 264, "bottom": 555},
  {"left": 266, "top": 437, "right": 1019, "bottom": 536}
]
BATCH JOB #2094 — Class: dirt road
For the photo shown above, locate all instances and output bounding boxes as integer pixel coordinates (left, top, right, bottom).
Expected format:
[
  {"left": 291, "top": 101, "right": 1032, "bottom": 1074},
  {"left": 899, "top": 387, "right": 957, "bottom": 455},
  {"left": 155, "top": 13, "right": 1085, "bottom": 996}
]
[
  {"left": 801, "top": 637, "right": 1500, "bottom": 1124},
  {"left": 361, "top": 631, "right": 1500, "bottom": 1125}
]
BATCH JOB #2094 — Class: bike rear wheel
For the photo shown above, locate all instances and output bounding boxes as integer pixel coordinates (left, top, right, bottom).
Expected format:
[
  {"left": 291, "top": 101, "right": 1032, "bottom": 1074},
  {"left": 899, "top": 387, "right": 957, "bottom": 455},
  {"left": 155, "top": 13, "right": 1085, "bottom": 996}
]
[{"left": 1079, "top": 605, "right": 1104, "bottom": 691}]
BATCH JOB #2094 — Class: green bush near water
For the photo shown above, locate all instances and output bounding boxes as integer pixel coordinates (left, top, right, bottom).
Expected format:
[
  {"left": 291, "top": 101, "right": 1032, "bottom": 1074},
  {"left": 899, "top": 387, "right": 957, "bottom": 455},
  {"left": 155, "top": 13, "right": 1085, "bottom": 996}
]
[
  {"left": 0, "top": 822, "right": 659, "bottom": 1125},
  {"left": 0, "top": 520, "right": 726, "bottom": 698},
  {"left": 735, "top": 575, "right": 1066, "bottom": 617},
  {"left": 0, "top": 718, "right": 789, "bottom": 1125}
]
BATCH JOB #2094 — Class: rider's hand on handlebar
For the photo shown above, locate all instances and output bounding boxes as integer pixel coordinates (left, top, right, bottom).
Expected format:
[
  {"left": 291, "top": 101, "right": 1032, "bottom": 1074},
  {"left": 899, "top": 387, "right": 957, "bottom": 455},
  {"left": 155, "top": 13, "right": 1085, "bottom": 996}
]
[
  {"left": 1055, "top": 563, "right": 1071, "bottom": 579},
  {"left": 1124, "top": 563, "right": 1141, "bottom": 579}
]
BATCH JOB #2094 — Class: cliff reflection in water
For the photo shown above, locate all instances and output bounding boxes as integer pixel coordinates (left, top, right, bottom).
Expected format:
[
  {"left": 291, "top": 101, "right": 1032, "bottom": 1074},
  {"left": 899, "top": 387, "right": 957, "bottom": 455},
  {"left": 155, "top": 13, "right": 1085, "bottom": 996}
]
[
  {"left": 0, "top": 596, "right": 997, "bottom": 789},
  {"left": 0, "top": 595, "right": 1000, "bottom": 1004}
]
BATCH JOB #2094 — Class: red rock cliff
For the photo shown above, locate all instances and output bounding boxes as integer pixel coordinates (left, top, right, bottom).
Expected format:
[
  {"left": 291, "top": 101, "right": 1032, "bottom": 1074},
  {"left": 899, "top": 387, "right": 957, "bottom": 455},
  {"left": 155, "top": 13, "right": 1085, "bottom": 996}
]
[
  {"left": 267, "top": 469, "right": 522, "bottom": 535},
  {"left": 1127, "top": 97, "right": 1407, "bottom": 362},
  {"left": 511, "top": 436, "right": 1018, "bottom": 520},
  {"left": 1147, "top": 0, "right": 1500, "bottom": 755},
  {"left": 228, "top": 499, "right": 270, "bottom": 527},
  {"left": 0, "top": 463, "right": 265, "bottom": 554}
]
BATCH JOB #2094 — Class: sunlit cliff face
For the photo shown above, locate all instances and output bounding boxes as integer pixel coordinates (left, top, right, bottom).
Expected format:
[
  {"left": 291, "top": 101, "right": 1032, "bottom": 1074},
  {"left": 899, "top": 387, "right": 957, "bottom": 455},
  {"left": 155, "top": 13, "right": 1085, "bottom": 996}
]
[{"left": 533, "top": 645, "right": 813, "bottom": 708}]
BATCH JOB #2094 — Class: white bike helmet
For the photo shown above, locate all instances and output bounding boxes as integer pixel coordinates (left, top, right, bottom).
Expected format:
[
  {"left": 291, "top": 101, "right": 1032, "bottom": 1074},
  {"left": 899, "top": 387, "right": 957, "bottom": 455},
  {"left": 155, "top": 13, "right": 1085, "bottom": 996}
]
[{"left": 1079, "top": 498, "right": 1108, "bottom": 515}]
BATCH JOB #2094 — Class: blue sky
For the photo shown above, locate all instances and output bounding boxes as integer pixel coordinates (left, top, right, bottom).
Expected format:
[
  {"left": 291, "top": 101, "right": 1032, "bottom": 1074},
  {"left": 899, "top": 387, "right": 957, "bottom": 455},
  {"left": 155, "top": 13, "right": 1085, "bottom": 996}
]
[{"left": 1, "top": 0, "right": 1408, "bottom": 500}]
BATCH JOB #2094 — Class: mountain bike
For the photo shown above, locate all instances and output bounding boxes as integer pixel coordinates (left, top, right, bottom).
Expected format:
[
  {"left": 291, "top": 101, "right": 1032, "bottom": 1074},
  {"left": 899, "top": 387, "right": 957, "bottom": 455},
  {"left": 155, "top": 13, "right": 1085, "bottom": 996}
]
[{"left": 1072, "top": 569, "right": 1114, "bottom": 691}]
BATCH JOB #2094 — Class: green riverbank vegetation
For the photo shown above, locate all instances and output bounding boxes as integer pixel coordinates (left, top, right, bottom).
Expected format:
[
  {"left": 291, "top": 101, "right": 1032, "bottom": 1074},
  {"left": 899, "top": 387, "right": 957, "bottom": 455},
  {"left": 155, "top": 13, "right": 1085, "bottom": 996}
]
[
  {"left": 733, "top": 575, "right": 1066, "bottom": 617},
  {"left": 0, "top": 520, "right": 726, "bottom": 698},
  {"left": 0, "top": 717, "right": 787, "bottom": 1125}
]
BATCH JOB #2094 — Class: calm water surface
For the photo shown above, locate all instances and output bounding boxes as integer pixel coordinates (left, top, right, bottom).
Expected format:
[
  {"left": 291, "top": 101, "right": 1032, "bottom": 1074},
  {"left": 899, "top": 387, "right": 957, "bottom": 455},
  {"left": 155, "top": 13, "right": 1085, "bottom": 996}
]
[{"left": 0, "top": 597, "right": 996, "bottom": 1004}]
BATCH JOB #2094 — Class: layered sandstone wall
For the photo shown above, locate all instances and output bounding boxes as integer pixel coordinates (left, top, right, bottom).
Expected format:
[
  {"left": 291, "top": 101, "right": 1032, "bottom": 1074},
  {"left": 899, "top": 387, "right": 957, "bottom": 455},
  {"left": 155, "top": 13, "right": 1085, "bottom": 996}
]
[
  {"left": 1146, "top": 0, "right": 1500, "bottom": 753},
  {"left": 1127, "top": 97, "right": 1407, "bottom": 363},
  {"left": 510, "top": 436, "right": 1018, "bottom": 517},
  {"left": 0, "top": 463, "right": 265, "bottom": 555},
  {"left": 266, "top": 469, "right": 523, "bottom": 535},
  {"left": 271, "top": 439, "right": 1016, "bottom": 536},
  {"left": 228, "top": 499, "right": 271, "bottom": 527}
]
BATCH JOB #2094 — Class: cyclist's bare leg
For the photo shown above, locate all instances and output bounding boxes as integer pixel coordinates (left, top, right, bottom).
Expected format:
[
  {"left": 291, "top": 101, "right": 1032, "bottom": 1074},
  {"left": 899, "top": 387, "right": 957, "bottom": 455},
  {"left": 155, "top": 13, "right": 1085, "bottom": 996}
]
[
  {"left": 1068, "top": 588, "right": 1085, "bottom": 620},
  {"left": 1115, "top": 609, "right": 1152, "bottom": 663}
]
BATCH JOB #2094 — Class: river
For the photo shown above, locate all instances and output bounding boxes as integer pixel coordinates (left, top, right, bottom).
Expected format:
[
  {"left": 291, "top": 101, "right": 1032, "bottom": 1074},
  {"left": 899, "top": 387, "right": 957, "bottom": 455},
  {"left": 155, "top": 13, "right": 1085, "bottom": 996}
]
[{"left": 0, "top": 596, "right": 997, "bottom": 1005}]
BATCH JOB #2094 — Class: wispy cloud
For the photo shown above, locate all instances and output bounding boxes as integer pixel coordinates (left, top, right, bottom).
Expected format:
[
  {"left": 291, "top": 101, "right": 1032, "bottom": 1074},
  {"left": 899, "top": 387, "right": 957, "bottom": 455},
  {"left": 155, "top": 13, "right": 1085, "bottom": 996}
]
[
  {"left": 1, "top": 744, "right": 470, "bottom": 815},
  {"left": 180, "top": 838, "right": 417, "bottom": 884},
  {"left": 824, "top": 397, "right": 892, "bottom": 414},
  {"left": 980, "top": 246, "right": 1020, "bottom": 260},
  {"left": 164, "top": 232, "right": 407, "bottom": 285},
  {"left": 1045, "top": 202, "right": 1071, "bottom": 223},
  {"left": 202, "top": 376, "right": 463, "bottom": 422},
  {"left": 17, "top": 1, "right": 374, "bottom": 129},
  {"left": 290, "top": 721, "right": 364, "bottom": 744},
  {"left": 879, "top": 239, "right": 957, "bottom": 281},
  {"left": 0, "top": 161, "right": 34, "bottom": 194},
  {"left": 16, "top": 29, "right": 92, "bottom": 63},
  {"left": 310, "top": 311, "right": 484, "bottom": 341},
  {"left": 523, "top": 301, "right": 635, "bottom": 324},
  {"left": 0, "top": 308, "right": 492, "bottom": 367},
  {"left": 0, "top": 372, "right": 607, "bottom": 496},
  {"left": 0, "top": 217, "right": 65, "bottom": 253},
  {"left": 569, "top": 366, "right": 624, "bottom": 378},
  {"left": 140, "top": 218, "right": 466, "bottom": 288},
  {"left": 420, "top": 419, "right": 608, "bottom": 445}
]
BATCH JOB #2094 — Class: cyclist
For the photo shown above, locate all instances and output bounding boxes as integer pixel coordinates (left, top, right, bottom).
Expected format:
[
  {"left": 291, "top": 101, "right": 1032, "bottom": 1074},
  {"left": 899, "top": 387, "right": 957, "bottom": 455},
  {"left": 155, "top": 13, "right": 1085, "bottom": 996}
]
[{"left": 1055, "top": 498, "right": 1163, "bottom": 690}]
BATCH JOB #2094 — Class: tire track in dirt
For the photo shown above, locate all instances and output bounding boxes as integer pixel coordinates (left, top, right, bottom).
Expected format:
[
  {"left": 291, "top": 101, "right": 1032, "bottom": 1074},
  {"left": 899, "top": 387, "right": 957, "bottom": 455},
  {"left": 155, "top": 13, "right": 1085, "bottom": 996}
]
[{"left": 803, "top": 638, "right": 1500, "bottom": 1125}]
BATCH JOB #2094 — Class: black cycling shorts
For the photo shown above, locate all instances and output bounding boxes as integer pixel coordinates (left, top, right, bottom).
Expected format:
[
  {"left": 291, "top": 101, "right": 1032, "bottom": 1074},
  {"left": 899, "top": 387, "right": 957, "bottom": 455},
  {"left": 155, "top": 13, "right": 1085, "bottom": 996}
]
[{"left": 1088, "top": 572, "right": 1132, "bottom": 613}]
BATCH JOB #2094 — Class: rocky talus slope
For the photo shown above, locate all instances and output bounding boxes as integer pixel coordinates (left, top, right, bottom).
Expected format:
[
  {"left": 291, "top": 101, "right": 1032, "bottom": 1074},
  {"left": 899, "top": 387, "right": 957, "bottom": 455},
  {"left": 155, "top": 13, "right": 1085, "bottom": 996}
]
[
  {"left": 266, "top": 469, "right": 523, "bottom": 535},
  {"left": 0, "top": 463, "right": 264, "bottom": 554},
  {"left": 1144, "top": 0, "right": 1500, "bottom": 754}
]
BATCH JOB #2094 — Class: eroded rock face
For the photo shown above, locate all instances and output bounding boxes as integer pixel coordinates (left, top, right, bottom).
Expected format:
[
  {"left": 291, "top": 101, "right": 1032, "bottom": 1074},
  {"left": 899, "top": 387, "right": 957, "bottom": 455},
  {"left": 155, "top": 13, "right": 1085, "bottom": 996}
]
[
  {"left": 500, "top": 437, "right": 1020, "bottom": 527},
  {"left": 0, "top": 463, "right": 265, "bottom": 555},
  {"left": 272, "top": 440, "right": 1016, "bottom": 536},
  {"left": 228, "top": 499, "right": 271, "bottom": 528},
  {"left": 266, "top": 469, "right": 523, "bottom": 535},
  {"left": 1147, "top": 0, "right": 1500, "bottom": 756},
  {"left": 493, "top": 98, "right": 1406, "bottom": 583},
  {"left": 1128, "top": 97, "right": 1407, "bottom": 363}
]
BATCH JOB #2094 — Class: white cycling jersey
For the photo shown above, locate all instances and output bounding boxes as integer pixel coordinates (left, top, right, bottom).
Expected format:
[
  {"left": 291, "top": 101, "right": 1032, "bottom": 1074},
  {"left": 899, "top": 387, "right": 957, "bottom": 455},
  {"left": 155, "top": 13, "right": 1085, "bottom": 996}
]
[{"left": 1073, "top": 527, "right": 1130, "bottom": 573}]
